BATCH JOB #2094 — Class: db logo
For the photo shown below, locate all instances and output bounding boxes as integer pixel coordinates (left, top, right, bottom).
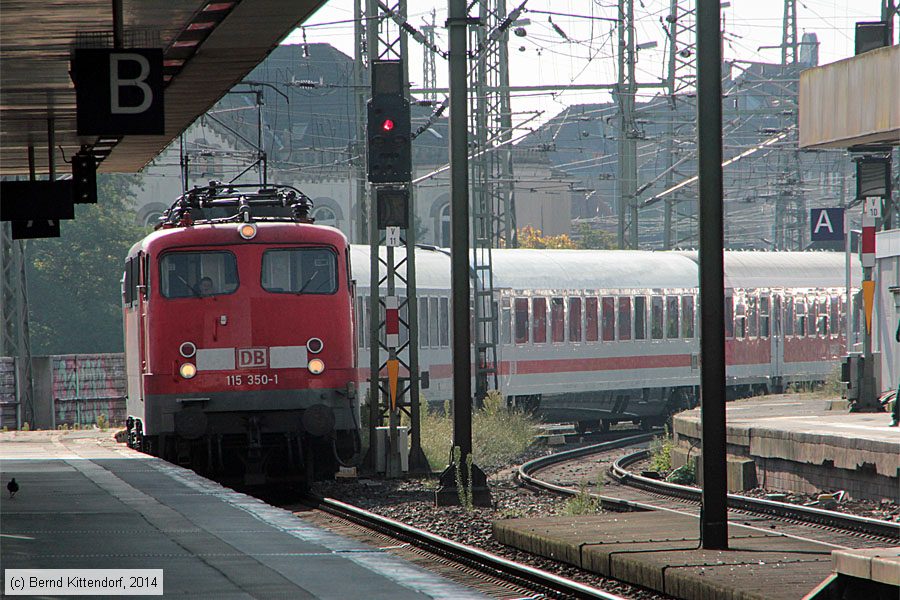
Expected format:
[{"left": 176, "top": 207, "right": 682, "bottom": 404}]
[{"left": 237, "top": 348, "right": 268, "bottom": 368}]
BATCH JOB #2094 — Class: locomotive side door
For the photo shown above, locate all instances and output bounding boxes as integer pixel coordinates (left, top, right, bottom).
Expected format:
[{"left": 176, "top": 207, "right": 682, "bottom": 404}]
[{"left": 138, "top": 253, "right": 150, "bottom": 389}]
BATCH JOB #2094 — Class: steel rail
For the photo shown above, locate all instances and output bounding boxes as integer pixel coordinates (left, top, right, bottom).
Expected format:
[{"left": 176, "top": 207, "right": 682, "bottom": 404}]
[
  {"left": 309, "top": 494, "right": 628, "bottom": 600},
  {"left": 609, "top": 449, "right": 900, "bottom": 542},
  {"left": 517, "top": 436, "right": 899, "bottom": 542}
]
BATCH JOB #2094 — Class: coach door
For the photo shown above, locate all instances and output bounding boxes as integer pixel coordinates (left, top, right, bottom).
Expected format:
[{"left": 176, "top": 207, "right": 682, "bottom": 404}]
[{"left": 770, "top": 293, "right": 783, "bottom": 386}]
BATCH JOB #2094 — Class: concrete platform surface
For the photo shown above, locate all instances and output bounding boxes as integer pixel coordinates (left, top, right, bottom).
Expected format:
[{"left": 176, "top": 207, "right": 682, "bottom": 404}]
[
  {"left": 493, "top": 511, "right": 838, "bottom": 600},
  {"left": 832, "top": 547, "right": 900, "bottom": 586},
  {"left": 0, "top": 430, "right": 488, "bottom": 599},
  {"left": 672, "top": 395, "right": 900, "bottom": 499}
]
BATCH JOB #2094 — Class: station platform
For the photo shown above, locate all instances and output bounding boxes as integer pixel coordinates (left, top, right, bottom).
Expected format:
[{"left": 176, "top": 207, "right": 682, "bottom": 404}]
[
  {"left": 493, "top": 511, "right": 895, "bottom": 600},
  {"left": 0, "top": 430, "right": 488, "bottom": 599},
  {"left": 671, "top": 395, "right": 900, "bottom": 501}
]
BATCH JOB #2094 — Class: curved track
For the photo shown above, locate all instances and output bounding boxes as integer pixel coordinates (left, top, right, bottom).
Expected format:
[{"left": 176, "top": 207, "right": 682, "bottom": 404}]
[{"left": 519, "top": 435, "right": 900, "bottom": 547}]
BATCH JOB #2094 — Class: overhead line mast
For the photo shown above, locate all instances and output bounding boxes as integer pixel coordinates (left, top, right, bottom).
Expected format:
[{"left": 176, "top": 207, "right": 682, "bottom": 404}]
[{"left": 359, "top": 0, "right": 428, "bottom": 476}]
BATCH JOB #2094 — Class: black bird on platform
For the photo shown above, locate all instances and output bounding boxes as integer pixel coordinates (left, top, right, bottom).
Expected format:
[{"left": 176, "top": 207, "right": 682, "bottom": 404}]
[{"left": 7, "top": 478, "right": 18, "bottom": 499}]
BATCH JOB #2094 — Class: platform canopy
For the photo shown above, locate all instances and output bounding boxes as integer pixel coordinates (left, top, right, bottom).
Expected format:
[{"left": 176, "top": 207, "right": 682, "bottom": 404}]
[
  {"left": 0, "top": 0, "right": 326, "bottom": 177},
  {"left": 799, "top": 44, "right": 900, "bottom": 150}
]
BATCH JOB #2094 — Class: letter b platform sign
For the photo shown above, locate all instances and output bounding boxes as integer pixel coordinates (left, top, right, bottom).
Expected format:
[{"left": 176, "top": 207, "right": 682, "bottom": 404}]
[{"left": 73, "top": 49, "right": 164, "bottom": 135}]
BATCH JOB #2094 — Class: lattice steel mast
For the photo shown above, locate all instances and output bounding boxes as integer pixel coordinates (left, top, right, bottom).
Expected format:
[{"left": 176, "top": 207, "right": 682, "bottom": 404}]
[
  {"left": 468, "top": 0, "right": 520, "bottom": 400},
  {"left": 663, "top": 0, "right": 697, "bottom": 248},
  {"left": 617, "top": 0, "right": 639, "bottom": 248},
  {"left": 360, "top": 0, "right": 428, "bottom": 474}
]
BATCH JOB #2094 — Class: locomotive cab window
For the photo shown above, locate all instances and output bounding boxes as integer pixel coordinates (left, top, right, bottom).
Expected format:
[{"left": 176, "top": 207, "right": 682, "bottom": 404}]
[
  {"left": 160, "top": 251, "right": 238, "bottom": 299},
  {"left": 262, "top": 248, "right": 337, "bottom": 294},
  {"left": 123, "top": 258, "right": 134, "bottom": 306}
]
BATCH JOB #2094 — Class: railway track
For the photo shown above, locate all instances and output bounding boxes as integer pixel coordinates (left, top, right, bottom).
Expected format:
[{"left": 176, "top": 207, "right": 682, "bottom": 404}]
[
  {"left": 302, "top": 494, "right": 630, "bottom": 600},
  {"left": 518, "top": 434, "right": 900, "bottom": 547}
]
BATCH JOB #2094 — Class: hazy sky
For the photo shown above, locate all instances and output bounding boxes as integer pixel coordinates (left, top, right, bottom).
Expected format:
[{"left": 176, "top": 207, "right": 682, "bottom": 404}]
[{"left": 284, "top": 1, "right": 888, "bottom": 130}]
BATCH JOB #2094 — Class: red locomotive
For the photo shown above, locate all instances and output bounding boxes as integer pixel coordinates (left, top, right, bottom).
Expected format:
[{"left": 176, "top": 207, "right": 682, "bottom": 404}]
[{"left": 122, "top": 183, "right": 359, "bottom": 483}]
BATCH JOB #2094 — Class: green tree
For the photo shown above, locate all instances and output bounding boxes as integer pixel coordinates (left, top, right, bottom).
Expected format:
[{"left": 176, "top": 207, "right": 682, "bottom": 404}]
[
  {"left": 573, "top": 222, "right": 616, "bottom": 249},
  {"left": 26, "top": 174, "right": 148, "bottom": 355}
]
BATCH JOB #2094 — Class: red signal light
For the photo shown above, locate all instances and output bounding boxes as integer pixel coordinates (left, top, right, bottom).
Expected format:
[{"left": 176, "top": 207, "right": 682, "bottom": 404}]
[{"left": 382, "top": 119, "right": 395, "bottom": 132}]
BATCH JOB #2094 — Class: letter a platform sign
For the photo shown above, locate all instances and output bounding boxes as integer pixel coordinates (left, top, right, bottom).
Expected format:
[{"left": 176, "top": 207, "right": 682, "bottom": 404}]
[
  {"left": 810, "top": 207, "right": 844, "bottom": 242},
  {"left": 73, "top": 49, "right": 164, "bottom": 135}
]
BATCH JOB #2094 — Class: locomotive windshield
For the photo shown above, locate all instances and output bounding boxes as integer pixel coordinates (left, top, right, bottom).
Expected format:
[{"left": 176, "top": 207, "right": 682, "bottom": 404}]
[
  {"left": 261, "top": 247, "right": 337, "bottom": 295},
  {"left": 159, "top": 251, "right": 238, "bottom": 298}
]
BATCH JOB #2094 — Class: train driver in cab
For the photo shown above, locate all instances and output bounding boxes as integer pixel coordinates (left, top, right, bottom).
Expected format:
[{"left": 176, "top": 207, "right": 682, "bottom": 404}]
[{"left": 199, "top": 276, "right": 216, "bottom": 296}]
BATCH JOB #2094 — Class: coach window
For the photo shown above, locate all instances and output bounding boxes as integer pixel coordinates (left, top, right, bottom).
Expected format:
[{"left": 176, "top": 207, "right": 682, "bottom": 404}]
[
  {"left": 618, "top": 297, "right": 632, "bottom": 341},
  {"left": 747, "top": 296, "right": 759, "bottom": 338},
  {"left": 634, "top": 296, "right": 647, "bottom": 340},
  {"left": 430, "top": 297, "right": 440, "bottom": 346},
  {"left": 783, "top": 295, "right": 794, "bottom": 336},
  {"left": 724, "top": 296, "right": 734, "bottom": 338},
  {"left": 666, "top": 296, "right": 679, "bottom": 338},
  {"left": 501, "top": 297, "right": 512, "bottom": 345},
  {"left": 160, "top": 251, "right": 238, "bottom": 299},
  {"left": 569, "top": 297, "right": 582, "bottom": 342},
  {"left": 830, "top": 295, "right": 841, "bottom": 335},
  {"left": 651, "top": 296, "right": 664, "bottom": 339},
  {"left": 533, "top": 297, "right": 548, "bottom": 343},
  {"left": 262, "top": 248, "right": 337, "bottom": 294},
  {"left": 682, "top": 296, "right": 694, "bottom": 338},
  {"left": 817, "top": 297, "right": 829, "bottom": 337},
  {"left": 601, "top": 297, "right": 615, "bottom": 341},
  {"left": 585, "top": 297, "right": 599, "bottom": 342},
  {"left": 440, "top": 297, "right": 450, "bottom": 347},
  {"left": 734, "top": 302, "right": 747, "bottom": 339},
  {"left": 808, "top": 297, "right": 819, "bottom": 337},
  {"left": 795, "top": 299, "right": 807, "bottom": 336},
  {"left": 551, "top": 297, "right": 565, "bottom": 343},
  {"left": 759, "top": 296, "right": 770, "bottom": 337},
  {"left": 514, "top": 298, "right": 529, "bottom": 344},
  {"left": 419, "top": 296, "right": 430, "bottom": 346}
]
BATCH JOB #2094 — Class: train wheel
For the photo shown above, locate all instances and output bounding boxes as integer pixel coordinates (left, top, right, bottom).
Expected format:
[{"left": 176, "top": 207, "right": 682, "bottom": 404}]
[
  {"left": 640, "top": 419, "right": 652, "bottom": 432},
  {"left": 599, "top": 419, "right": 611, "bottom": 434}
]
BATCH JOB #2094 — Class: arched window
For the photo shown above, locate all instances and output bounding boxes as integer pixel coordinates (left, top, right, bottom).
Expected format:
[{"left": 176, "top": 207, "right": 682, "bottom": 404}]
[
  {"left": 313, "top": 206, "right": 337, "bottom": 227},
  {"left": 143, "top": 211, "right": 164, "bottom": 227},
  {"left": 439, "top": 203, "right": 451, "bottom": 247},
  {"left": 137, "top": 202, "right": 168, "bottom": 228},
  {"left": 311, "top": 197, "right": 344, "bottom": 231}
]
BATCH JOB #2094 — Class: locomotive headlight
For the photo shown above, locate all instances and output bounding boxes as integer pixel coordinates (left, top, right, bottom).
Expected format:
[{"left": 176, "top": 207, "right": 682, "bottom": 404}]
[
  {"left": 306, "top": 337, "right": 324, "bottom": 353},
  {"left": 308, "top": 358, "right": 325, "bottom": 375},
  {"left": 179, "top": 363, "right": 197, "bottom": 379},
  {"left": 179, "top": 341, "right": 197, "bottom": 358},
  {"left": 238, "top": 222, "right": 257, "bottom": 240}
]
